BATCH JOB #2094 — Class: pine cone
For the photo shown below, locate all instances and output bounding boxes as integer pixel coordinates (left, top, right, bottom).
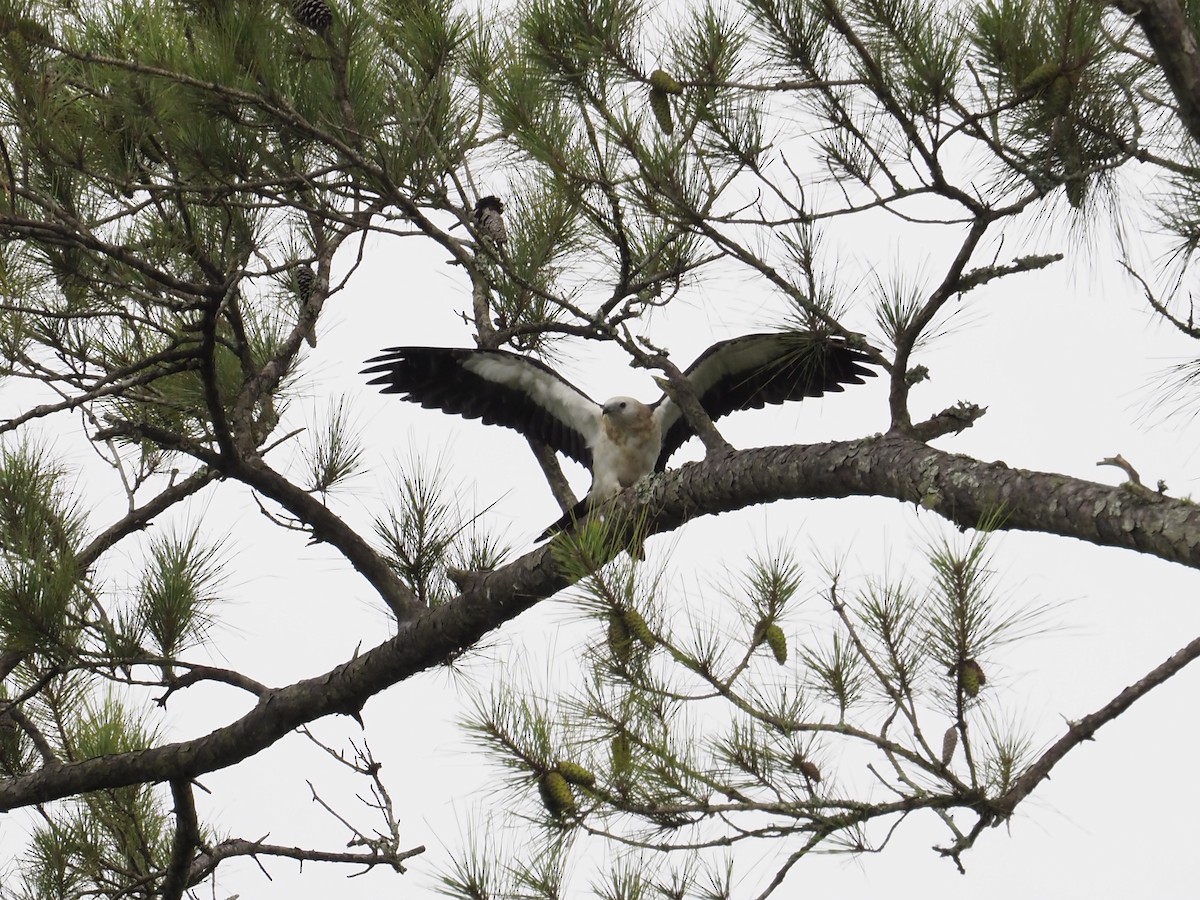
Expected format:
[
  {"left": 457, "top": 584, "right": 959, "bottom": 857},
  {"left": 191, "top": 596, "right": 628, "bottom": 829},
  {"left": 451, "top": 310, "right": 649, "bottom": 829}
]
[
  {"left": 649, "top": 69, "right": 683, "bottom": 95},
  {"left": 608, "top": 614, "right": 634, "bottom": 661},
  {"left": 941, "top": 725, "right": 958, "bottom": 765},
  {"left": 295, "top": 263, "right": 315, "bottom": 301},
  {"left": 292, "top": 0, "right": 333, "bottom": 32},
  {"left": 294, "top": 264, "right": 318, "bottom": 347},
  {"left": 1017, "top": 61, "right": 1061, "bottom": 96},
  {"left": 556, "top": 759, "right": 597, "bottom": 788},
  {"left": 539, "top": 771, "right": 576, "bottom": 816},
  {"left": 960, "top": 658, "right": 985, "bottom": 697},
  {"left": 790, "top": 752, "right": 822, "bottom": 784},
  {"left": 764, "top": 623, "right": 787, "bottom": 665},
  {"left": 649, "top": 86, "right": 673, "bottom": 134},
  {"left": 611, "top": 733, "right": 632, "bottom": 773}
]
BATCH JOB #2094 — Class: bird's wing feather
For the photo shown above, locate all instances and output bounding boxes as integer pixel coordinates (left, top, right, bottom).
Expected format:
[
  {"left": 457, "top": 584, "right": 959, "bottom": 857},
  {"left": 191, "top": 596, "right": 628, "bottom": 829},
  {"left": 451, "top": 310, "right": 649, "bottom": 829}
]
[
  {"left": 362, "top": 347, "right": 600, "bottom": 467},
  {"left": 652, "top": 332, "right": 877, "bottom": 470}
]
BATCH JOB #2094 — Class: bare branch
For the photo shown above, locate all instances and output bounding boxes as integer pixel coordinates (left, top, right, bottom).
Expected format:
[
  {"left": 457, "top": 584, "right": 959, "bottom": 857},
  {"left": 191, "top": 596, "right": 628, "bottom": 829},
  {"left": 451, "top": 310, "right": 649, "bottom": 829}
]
[
  {"left": 995, "top": 632, "right": 1200, "bottom": 815},
  {"left": 189, "top": 836, "right": 426, "bottom": 884},
  {"left": 78, "top": 469, "right": 220, "bottom": 569}
]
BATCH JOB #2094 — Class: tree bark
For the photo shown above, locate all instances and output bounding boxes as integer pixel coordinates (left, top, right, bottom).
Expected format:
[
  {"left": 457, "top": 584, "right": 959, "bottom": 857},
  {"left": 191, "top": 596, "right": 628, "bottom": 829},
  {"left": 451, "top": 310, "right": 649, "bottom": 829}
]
[
  {"left": 1117, "top": 0, "right": 1200, "bottom": 147},
  {"left": 2, "top": 432, "right": 1197, "bottom": 811}
]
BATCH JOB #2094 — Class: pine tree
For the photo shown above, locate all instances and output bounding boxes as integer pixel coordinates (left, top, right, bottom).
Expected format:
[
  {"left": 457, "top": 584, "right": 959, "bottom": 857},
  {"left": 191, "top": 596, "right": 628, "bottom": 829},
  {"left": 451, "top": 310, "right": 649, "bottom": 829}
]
[{"left": 2, "top": 0, "right": 1200, "bottom": 896}]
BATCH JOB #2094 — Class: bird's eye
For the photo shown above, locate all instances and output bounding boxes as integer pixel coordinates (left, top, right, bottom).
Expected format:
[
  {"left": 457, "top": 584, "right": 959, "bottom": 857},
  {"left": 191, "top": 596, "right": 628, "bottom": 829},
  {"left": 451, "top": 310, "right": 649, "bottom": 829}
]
[{"left": 619, "top": 401, "right": 627, "bottom": 410}]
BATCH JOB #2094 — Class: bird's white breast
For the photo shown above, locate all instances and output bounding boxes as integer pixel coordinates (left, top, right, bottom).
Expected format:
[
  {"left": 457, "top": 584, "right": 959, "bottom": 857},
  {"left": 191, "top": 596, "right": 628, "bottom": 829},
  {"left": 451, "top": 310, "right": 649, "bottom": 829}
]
[{"left": 590, "top": 398, "right": 661, "bottom": 498}]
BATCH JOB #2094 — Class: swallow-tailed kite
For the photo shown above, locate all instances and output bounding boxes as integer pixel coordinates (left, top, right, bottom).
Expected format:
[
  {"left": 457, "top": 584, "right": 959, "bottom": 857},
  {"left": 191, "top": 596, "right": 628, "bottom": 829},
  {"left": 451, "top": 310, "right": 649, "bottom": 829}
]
[{"left": 362, "top": 332, "right": 877, "bottom": 537}]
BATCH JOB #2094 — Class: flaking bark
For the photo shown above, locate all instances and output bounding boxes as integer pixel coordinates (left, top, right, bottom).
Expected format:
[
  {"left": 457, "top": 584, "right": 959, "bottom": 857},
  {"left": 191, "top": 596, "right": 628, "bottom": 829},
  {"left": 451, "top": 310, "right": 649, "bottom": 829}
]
[{"left": 3, "top": 432, "right": 1198, "bottom": 812}]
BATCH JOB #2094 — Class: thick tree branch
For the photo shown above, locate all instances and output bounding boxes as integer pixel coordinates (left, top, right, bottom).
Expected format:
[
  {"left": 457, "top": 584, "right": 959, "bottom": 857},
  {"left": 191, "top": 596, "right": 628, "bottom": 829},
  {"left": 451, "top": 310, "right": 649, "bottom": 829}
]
[
  {"left": 526, "top": 437, "right": 578, "bottom": 513},
  {"left": 161, "top": 779, "right": 200, "bottom": 900},
  {"left": 648, "top": 435, "right": 1200, "bottom": 567},
  {"left": 3, "top": 434, "right": 1200, "bottom": 812},
  {"left": 1116, "top": 0, "right": 1200, "bottom": 147}
]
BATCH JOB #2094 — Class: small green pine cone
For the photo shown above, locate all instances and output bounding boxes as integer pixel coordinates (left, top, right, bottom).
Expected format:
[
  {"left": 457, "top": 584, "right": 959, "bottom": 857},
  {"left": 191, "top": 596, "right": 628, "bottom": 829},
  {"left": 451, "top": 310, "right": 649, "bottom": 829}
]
[
  {"left": 622, "top": 608, "right": 655, "bottom": 647},
  {"left": 752, "top": 617, "right": 769, "bottom": 646},
  {"left": 649, "top": 87, "right": 673, "bottom": 135},
  {"left": 765, "top": 623, "right": 787, "bottom": 665},
  {"left": 960, "top": 658, "right": 985, "bottom": 697},
  {"left": 539, "top": 771, "right": 576, "bottom": 816},
  {"left": 1017, "top": 61, "right": 1061, "bottom": 95},
  {"left": 1061, "top": 135, "right": 1085, "bottom": 208},
  {"left": 1045, "top": 75, "right": 1071, "bottom": 116},
  {"left": 1064, "top": 176, "right": 1085, "bottom": 210},
  {"left": 608, "top": 614, "right": 633, "bottom": 661},
  {"left": 649, "top": 69, "right": 683, "bottom": 95},
  {"left": 556, "top": 759, "right": 597, "bottom": 788},
  {"left": 611, "top": 733, "right": 632, "bottom": 773}
]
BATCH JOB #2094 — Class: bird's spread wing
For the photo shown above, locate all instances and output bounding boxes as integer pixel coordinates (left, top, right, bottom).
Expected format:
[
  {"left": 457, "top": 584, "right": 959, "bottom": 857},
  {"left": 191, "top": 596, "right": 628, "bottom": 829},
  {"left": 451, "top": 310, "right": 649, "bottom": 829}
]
[
  {"left": 362, "top": 347, "right": 600, "bottom": 467},
  {"left": 653, "top": 332, "right": 877, "bottom": 470}
]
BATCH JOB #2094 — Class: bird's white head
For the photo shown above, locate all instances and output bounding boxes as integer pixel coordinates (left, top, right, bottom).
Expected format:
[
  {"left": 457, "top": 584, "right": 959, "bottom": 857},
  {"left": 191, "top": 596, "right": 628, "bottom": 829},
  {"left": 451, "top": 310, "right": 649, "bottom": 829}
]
[{"left": 602, "top": 396, "right": 649, "bottom": 422}]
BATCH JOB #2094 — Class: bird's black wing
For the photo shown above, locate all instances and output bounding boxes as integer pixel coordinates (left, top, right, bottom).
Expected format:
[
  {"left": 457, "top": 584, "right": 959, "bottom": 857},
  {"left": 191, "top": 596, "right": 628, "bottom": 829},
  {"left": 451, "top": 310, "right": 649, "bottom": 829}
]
[
  {"left": 362, "top": 347, "right": 599, "bottom": 468},
  {"left": 654, "top": 332, "right": 878, "bottom": 470}
]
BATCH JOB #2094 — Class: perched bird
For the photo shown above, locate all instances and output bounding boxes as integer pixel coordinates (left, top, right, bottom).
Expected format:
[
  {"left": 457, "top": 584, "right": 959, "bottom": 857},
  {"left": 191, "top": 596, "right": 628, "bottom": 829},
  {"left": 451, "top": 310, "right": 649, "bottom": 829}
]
[
  {"left": 294, "top": 264, "right": 318, "bottom": 347},
  {"left": 362, "top": 332, "right": 877, "bottom": 539},
  {"left": 472, "top": 195, "right": 508, "bottom": 247}
]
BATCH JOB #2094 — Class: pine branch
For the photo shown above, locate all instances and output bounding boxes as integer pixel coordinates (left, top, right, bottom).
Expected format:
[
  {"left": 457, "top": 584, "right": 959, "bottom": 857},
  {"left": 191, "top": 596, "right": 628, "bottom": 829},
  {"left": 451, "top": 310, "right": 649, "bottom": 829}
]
[
  {"left": 161, "top": 779, "right": 201, "bottom": 900},
  {"left": 993, "top": 632, "right": 1200, "bottom": 818},
  {"left": 189, "top": 836, "right": 426, "bottom": 883},
  {"left": 78, "top": 469, "right": 220, "bottom": 568},
  {"left": 226, "top": 456, "right": 422, "bottom": 618},
  {"left": 1116, "top": 0, "right": 1200, "bottom": 146},
  {"left": 4, "top": 435, "right": 1200, "bottom": 813}
]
